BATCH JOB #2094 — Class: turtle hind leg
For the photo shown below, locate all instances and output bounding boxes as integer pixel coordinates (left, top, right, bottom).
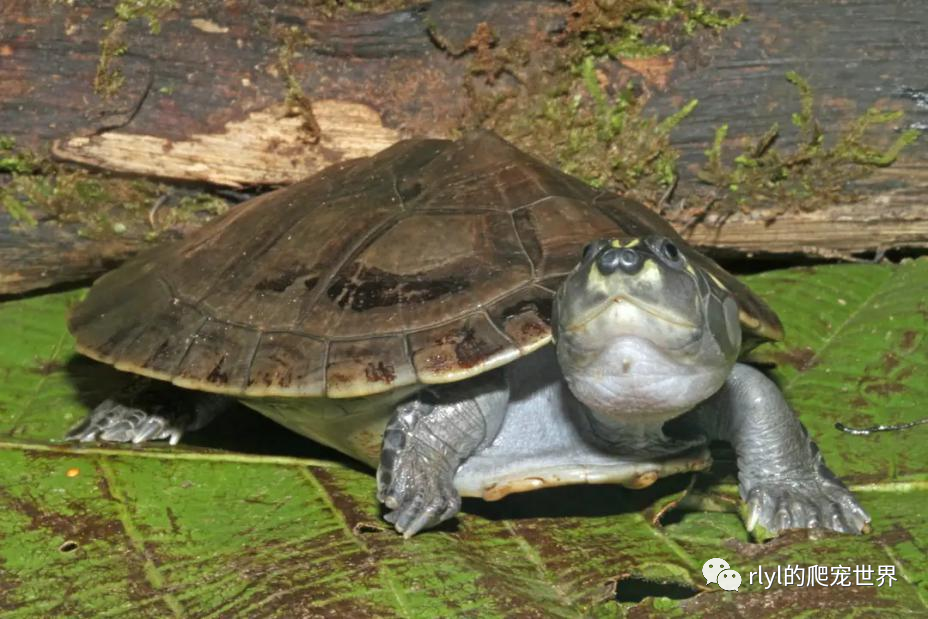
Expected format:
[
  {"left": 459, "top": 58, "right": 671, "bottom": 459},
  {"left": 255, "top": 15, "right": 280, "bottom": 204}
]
[
  {"left": 67, "top": 380, "right": 229, "bottom": 446},
  {"left": 376, "top": 370, "right": 509, "bottom": 538}
]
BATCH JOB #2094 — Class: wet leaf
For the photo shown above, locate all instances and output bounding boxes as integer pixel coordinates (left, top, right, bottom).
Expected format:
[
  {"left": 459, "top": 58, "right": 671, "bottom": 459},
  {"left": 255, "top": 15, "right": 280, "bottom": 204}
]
[{"left": 1, "top": 260, "right": 926, "bottom": 616}]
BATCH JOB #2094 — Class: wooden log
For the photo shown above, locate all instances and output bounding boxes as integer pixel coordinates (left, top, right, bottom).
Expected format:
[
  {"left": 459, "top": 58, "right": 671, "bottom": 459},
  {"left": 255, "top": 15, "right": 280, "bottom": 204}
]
[
  {"left": 1, "top": 0, "right": 564, "bottom": 185},
  {"left": 633, "top": 0, "right": 928, "bottom": 255},
  {"left": 681, "top": 165, "right": 928, "bottom": 257},
  {"left": 3, "top": 0, "right": 921, "bottom": 187},
  {"left": 0, "top": 181, "right": 227, "bottom": 296},
  {"left": 0, "top": 211, "right": 141, "bottom": 295},
  {"left": 1, "top": 0, "right": 927, "bottom": 295}
]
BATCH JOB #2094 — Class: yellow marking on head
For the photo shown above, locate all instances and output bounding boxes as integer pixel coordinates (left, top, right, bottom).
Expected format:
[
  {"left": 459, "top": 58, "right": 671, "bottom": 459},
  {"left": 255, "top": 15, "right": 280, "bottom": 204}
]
[
  {"left": 684, "top": 263, "right": 697, "bottom": 276},
  {"left": 585, "top": 262, "right": 612, "bottom": 294},
  {"left": 636, "top": 258, "right": 662, "bottom": 284},
  {"left": 609, "top": 238, "right": 641, "bottom": 248},
  {"left": 708, "top": 273, "right": 729, "bottom": 291},
  {"left": 739, "top": 308, "right": 760, "bottom": 329}
]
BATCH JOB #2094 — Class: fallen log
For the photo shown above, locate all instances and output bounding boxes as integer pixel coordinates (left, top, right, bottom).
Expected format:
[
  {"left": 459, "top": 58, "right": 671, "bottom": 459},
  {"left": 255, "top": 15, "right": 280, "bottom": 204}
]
[{"left": 1, "top": 0, "right": 926, "bottom": 295}]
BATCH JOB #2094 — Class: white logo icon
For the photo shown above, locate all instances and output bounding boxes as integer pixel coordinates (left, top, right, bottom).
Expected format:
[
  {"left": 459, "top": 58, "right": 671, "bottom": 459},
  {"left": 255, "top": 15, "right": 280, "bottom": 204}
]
[
  {"left": 702, "top": 558, "right": 731, "bottom": 585},
  {"left": 703, "top": 558, "right": 742, "bottom": 591},
  {"left": 717, "top": 568, "right": 742, "bottom": 591}
]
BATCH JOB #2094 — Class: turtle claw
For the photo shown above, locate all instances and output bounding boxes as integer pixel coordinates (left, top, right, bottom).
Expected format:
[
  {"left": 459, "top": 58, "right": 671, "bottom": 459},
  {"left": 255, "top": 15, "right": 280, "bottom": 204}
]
[
  {"left": 744, "top": 477, "right": 870, "bottom": 535},
  {"left": 377, "top": 452, "right": 461, "bottom": 537},
  {"left": 131, "top": 415, "right": 184, "bottom": 445},
  {"left": 383, "top": 490, "right": 461, "bottom": 538},
  {"left": 377, "top": 435, "right": 461, "bottom": 537},
  {"left": 66, "top": 399, "right": 189, "bottom": 445}
]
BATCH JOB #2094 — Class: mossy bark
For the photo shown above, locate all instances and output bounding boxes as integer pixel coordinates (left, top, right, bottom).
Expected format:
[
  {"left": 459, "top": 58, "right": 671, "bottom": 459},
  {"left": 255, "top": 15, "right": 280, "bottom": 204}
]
[{"left": 1, "top": 0, "right": 927, "bottom": 294}]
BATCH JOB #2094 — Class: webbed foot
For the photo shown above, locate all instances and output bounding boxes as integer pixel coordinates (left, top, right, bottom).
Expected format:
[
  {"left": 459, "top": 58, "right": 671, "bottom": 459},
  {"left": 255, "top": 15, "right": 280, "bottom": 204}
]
[
  {"left": 67, "top": 399, "right": 188, "bottom": 445},
  {"left": 744, "top": 477, "right": 870, "bottom": 535},
  {"left": 376, "top": 399, "right": 462, "bottom": 538},
  {"left": 66, "top": 385, "right": 228, "bottom": 446},
  {"left": 742, "top": 443, "right": 870, "bottom": 535}
]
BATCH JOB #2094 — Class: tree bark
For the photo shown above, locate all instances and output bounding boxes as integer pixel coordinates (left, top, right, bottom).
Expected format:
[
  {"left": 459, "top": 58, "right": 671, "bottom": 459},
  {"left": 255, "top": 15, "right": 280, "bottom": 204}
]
[{"left": 1, "top": 0, "right": 926, "bottom": 294}]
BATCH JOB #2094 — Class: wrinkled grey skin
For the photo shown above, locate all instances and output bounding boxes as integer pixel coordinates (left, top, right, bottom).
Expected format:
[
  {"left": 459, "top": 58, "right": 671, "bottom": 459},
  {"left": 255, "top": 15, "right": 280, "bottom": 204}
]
[{"left": 70, "top": 235, "right": 870, "bottom": 538}]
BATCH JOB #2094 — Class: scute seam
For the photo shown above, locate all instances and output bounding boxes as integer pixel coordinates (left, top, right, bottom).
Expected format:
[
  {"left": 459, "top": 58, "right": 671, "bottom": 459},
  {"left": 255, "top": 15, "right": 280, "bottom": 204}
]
[{"left": 296, "top": 213, "right": 406, "bottom": 326}]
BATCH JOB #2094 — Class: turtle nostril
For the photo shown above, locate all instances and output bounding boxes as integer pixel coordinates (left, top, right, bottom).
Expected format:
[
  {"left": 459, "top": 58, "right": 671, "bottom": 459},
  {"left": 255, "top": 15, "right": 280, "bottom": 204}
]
[
  {"left": 597, "top": 249, "right": 620, "bottom": 274},
  {"left": 618, "top": 249, "right": 640, "bottom": 270},
  {"left": 597, "top": 248, "right": 642, "bottom": 275}
]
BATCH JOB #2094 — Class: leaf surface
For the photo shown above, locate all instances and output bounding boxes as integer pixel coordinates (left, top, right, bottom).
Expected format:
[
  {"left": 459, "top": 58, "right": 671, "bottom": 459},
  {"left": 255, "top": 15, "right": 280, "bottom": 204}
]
[{"left": 1, "top": 260, "right": 927, "bottom": 616}]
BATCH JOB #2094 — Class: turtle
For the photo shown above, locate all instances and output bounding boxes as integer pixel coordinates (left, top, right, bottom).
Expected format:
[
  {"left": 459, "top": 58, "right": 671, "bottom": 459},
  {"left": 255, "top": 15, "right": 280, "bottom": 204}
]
[{"left": 67, "top": 130, "right": 870, "bottom": 538}]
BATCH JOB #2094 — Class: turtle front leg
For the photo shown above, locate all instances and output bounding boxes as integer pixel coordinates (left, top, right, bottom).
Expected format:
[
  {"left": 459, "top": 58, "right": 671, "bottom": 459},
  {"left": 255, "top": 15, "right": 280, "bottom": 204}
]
[
  {"left": 684, "top": 363, "right": 870, "bottom": 535},
  {"left": 67, "top": 381, "right": 229, "bottom": 445},
  {"left": 377, "top": 370, "right": 509, "bottom": 537}
]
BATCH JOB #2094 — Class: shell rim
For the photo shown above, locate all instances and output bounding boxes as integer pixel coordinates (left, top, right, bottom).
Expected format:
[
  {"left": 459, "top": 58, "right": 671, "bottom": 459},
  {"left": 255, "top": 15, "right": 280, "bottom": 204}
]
[{"left": 74, "top": 333, "right": 553, "bottom": 399}]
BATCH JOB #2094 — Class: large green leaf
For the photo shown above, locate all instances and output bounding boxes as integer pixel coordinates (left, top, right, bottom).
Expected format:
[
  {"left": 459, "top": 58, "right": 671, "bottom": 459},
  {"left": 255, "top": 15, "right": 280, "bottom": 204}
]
[{"left": 1, "top": 260, "right": 926, "bottom": 616}]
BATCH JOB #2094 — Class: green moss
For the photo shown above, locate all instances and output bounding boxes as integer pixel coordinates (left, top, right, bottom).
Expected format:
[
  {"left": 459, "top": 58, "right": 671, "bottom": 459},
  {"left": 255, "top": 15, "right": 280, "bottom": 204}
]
[
  {"left": 485, "top": 54, "right": 696, "bottom": 198},
  {"left": 600, "top": 24, "right": 671, "bottom": 59},
  {"left": 274, "top": 25, "right": 321, "bottom": 142},
  {"left": 0, "top": 137, "right": 40, "bottom": 175},
  {"left": 94, "top": 0, "right": 179, "bottom": 98},
  {"left": 682, "top": 2, "right": 745, "bottom": 34},
  {"left": 565, "top": 56, "right": 697, "bottom": 188},
  {"left": 466, "top": 0, "right": 740, "bottom": 203},
  {"left": 572, "top": 0, "right": 743, "bottom": 61},
  {"left": 2, "top": 194, "right": 38, "bottom": 228},
  {"left": 94, "top": 27, "right": 128, "bottom": 99},
  {"left": 4, "top": 172, "right": 152, "bottom": 237},
  {"left": 696, "top": 71, "right": 922, "bottom": 217},
  {"left": 167, "top": 193, "right": 229, "bottom": 225},
  {"left": 113, "top": 0, "right": 178, "bottom": 34},
  {"left": 0, "top": 140, "right": 228, "bottom": 238},
  {"left": 835, "top": 107, "right": 920, "bottom": 166}
]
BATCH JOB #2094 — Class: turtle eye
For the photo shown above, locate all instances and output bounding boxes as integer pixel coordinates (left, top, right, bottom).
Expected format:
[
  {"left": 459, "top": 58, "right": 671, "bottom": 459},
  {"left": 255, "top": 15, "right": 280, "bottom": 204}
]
[
  {"left": 582, "top": 243, "right": 596, "bottom": 262},
  {"left": 659, "top": 239, "right": 684, "bottom": 266},
  {"left": 581, "top": 240, "right": 609, "bottom": 262}
]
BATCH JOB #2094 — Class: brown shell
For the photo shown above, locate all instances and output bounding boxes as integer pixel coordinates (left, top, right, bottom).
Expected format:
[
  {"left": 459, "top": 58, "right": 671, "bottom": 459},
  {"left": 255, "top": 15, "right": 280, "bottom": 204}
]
[{"left": 69, "top": 131, "right": 782, "bottom": 398}]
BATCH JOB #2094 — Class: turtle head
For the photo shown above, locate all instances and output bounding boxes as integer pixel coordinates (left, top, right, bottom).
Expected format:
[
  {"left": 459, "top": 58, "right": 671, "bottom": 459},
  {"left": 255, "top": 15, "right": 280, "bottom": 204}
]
[{"left": 553, "top": 236, "right": 741, "bottom": 425}]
